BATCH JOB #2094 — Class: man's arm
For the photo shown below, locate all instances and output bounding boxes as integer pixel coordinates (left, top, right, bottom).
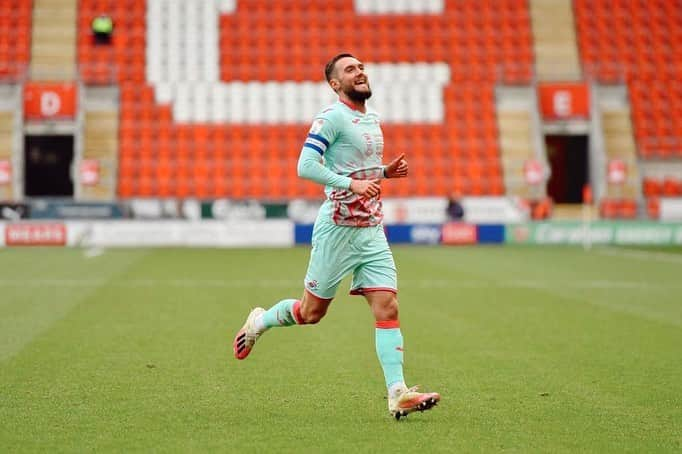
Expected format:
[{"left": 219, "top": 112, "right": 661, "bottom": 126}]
[
  {"left": 297, "top": 148, "right": 381, "bottom": 198},
  {"left": 297, "top": 147, "right": 352, "bottom": 189}
]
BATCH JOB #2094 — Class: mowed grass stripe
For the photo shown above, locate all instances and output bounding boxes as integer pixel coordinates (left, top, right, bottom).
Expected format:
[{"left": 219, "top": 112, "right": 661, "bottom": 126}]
[
  {"left": 1, "top": 278, "right": 680, "bottom": 289},
  {"left": 0, "top": 246, "right": 680, "bottom": 453},
  {"left": 394, "top": 246, "right": 680, "bottom": 325},
  {"left": 0, "top": 249, "right": 150, "bottom": 362},
  {"left": 394, "top": 246, "right": 681, "bottom": 450}
]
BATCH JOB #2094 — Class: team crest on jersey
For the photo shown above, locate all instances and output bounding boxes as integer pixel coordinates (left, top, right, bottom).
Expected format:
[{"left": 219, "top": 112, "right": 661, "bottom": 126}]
[{"left": 309, "top": 119, "right": 325, "bottom": 134}]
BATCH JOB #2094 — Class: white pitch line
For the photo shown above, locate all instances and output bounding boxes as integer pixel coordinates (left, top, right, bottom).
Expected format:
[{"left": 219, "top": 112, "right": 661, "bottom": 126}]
[
  {"left": 593, "top": 246, "right": 682, "bottom": 265},
  {"left": 83, "top": 247, "right": 105, "bottom": 259},
  {"left": 0, "top": 279, "right": 676, "bottom": 289}
]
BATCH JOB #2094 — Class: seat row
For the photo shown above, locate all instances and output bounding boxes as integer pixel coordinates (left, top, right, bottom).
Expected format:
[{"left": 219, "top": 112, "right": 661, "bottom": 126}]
[{"left": 74, "top": 0, "right": 531, "bottom": 198}]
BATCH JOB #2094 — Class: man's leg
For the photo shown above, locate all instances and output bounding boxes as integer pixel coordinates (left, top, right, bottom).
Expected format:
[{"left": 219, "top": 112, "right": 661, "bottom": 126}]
[
  {"left": 365, "top": 291, "right": 440, "bottom": 420},
  {"left": 233, "top": 290, "right": 332, "bottom": 360},
  {"left": 365, "top": 290, "right": 404, "bottom": 391},
  {"left": 233, "top": 219, "right": 346, "bottom": 360},
  {"left": 257, "top": 289, "right": 333, "bottom": 329}
]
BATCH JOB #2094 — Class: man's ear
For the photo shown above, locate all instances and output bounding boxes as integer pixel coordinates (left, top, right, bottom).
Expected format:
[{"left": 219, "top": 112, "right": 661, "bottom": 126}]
[{"left": 329, "top": 79, "right": 340, "bottom": 92}]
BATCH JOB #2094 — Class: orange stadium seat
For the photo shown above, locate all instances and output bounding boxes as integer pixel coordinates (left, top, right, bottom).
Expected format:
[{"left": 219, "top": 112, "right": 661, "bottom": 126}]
[
  {"left": 575, "top": 0, "right": 682, "bottom": 160},
  {"left": 0, "top": 0, "right": 32, "bottom": 79},
  {"left": 647, "top": 197, "right": 661, "bottom": 219},
  {"left": 76, "top": 0, "right": 533, "bottom": 199}
]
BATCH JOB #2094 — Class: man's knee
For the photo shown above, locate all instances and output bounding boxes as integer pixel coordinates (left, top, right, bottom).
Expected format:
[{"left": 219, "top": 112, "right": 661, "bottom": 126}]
[
  {"left": 381, "top": 295, "right": 399, "bottom": 320},
  {"left": 300, "top": 307, "right": 325, "bottom": 324},
  {"left": 369, "top": 292, "right": 399, "bottom": 321},
  {"left": 300, "top": 292, "right": 332, "bottom": 324}
]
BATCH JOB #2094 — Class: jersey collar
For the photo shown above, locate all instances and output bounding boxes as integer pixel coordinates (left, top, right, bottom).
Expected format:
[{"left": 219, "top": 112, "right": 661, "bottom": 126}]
[{"left": 338, "top": 98, "right": 366, "bottom": 114}]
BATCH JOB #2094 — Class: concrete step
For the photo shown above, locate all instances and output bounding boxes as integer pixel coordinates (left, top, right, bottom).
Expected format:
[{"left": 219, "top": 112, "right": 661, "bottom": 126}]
[
  {"left": 552, "top": 204, "right": 597, "bottom": 220},
  {"left": 0, "top": 186, "right": 14, "bottom": 200}
]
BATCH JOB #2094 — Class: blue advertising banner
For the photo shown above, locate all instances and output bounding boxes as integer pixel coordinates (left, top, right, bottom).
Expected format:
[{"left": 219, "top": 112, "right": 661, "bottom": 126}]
[
  {"left": 295, "top": 224, "right": 444, "bottom": 245},
  {"left": 476, "top": 224, "right": 505, "bottom": 243},
  {"left": 294, "top": 224, "right": 315, "bottom": 244}
]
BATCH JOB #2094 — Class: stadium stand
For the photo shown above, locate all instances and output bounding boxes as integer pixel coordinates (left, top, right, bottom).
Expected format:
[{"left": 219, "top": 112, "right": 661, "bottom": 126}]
[
  {"left": 575, "top": 0, "right": 682, "bottom": 156},
  {"left": 76, "top": 0, "right": 533, "bottom": 200},
  {"left": 31, "top": 0, "right": 76, "bottom": 80},
  {"left": 575, "top": 0, "right": 682, "bottom": 219},
  {"left": 0, "top": 0, "right": 31, "bottom": 201},
  {"left": 2, "top": 0, "right": 674, "bottom": 219},
  {"left": 530, "top": 0, "right": 581, "bottom": 80},
  {"left": 0, "top": 0, "right": 31, "bottom": 79}
]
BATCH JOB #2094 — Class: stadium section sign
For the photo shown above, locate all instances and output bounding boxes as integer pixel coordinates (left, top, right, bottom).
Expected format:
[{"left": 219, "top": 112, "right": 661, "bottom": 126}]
[
  {"left": 538, "top": 82, "right": 590, "bottom": 119},
  {"left": 507, "top": 222, "right": 682, "bottom": 245},
  {"left": 23, "top": 82, "right": 77, "bottom": 120}
]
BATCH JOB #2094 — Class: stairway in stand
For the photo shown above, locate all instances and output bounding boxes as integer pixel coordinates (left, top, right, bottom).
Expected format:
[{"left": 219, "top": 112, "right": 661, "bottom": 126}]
[{"left": 30, "top": 0, "right": 77, "bottom": 80}]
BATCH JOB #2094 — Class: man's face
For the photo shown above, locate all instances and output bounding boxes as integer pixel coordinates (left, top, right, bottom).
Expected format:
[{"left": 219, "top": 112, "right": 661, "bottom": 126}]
[{"left": 332, "top": 56, "right": 372, "bottom": 101}]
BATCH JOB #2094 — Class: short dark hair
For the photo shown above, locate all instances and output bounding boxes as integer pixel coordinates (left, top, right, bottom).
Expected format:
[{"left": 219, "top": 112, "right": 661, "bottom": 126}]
[{"left": 324, "top": 53, "right": 356, "bottom": 82}]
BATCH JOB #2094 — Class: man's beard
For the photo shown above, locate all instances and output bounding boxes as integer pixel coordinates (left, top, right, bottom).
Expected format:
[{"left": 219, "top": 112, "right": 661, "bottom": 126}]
[{"left": 343, "top": 84, "right": 372, "bottom": 102}]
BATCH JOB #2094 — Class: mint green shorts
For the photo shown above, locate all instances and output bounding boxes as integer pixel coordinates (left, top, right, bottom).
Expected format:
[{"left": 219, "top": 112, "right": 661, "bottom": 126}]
[{"left": 303, "top": 221, "right": 397, "bottom": 300}]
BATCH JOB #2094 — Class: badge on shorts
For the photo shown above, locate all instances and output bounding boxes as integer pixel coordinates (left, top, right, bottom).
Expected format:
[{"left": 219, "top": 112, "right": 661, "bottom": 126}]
[{"left": 306, "top": 280, "right": 319, "bottom": 290}]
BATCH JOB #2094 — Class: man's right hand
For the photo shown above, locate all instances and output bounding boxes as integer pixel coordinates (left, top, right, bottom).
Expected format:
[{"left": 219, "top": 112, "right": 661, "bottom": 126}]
[{"left": 350, "top": 179, "right": 381, "bottom": 198}]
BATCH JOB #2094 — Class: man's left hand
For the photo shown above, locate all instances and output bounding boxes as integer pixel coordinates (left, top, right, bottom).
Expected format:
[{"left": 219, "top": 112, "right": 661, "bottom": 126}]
[{"left": 384, "top": 153, "right": 408, "bottom": 178}]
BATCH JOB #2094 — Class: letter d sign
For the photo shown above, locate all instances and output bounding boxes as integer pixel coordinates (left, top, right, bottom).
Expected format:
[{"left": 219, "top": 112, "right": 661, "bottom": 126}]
[
  {"left": 40, "top": 91, "right": 61, "bottom": 116},
  {"left": 553, "top": 90, "right": 572, "bottom": 117}
]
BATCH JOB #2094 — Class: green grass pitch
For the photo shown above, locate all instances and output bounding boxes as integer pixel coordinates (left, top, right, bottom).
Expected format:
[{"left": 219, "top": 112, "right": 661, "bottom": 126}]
[{"left": 0, "top": 245, "right": 680, "bottom": 452}]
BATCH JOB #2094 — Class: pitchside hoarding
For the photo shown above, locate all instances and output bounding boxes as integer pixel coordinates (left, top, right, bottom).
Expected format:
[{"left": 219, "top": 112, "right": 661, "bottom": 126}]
[
  {"left": 65, "top": 220, "right": 293, "bottom": 247},
  {"left": 29, "top": 201, "right": 125, "bottom": 219},
  {"left": 507, "top": 222, "right": 682, "bottom": 245},
  {"left": 4, "top": 223, "right": 67, "bottom": 246}
]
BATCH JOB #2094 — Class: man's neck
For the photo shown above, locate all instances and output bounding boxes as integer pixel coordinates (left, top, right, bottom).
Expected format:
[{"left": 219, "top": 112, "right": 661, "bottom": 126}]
[{"left": 338, "top": 96, "right": 366, "bottom": 114}]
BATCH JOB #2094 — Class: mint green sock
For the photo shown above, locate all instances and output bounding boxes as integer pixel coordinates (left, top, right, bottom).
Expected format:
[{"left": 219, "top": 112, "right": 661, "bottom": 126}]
[
  {"left": 260, "top": 299, "right": 302, "bottom": 329},
  {"left": 375, "top": 323, "right": 405, "bottom": 388}
]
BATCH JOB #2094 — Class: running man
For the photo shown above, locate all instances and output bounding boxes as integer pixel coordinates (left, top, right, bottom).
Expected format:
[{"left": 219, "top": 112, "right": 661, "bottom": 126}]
[{"left": 233, "top": 53, "right": 440, "bottom": 420}]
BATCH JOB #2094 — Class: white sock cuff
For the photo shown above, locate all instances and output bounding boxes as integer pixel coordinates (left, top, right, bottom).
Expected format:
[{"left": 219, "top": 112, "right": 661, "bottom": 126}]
[
  {"left": 388, "top": 381, "right": 407, "bottom": 397},
  {"left": 253, "top": 313, "right": 266, "bottom": 333}
]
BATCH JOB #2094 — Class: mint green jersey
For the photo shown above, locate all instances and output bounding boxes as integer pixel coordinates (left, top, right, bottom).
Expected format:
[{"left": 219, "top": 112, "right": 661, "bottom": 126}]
[{"left": 303, "top": 100, "right": 385, "bottom": 227}]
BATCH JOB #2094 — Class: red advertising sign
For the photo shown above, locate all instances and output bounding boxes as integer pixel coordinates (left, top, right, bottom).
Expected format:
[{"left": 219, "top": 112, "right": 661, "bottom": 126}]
[
  {"left": 538, "top": 82, "right": 590, "bottom": 119},
  {"left": 5, "top": 223, "right": 67, "bottom": 246},
  {"left": 80, "top": 159, "right": 100, "bottom": 185},
  {"left": 524, "top": 159, "right": 544, "bottom": 185},
  {"left": 607, "top": 159, "right": 627, "bottom": 184},
  {"left": 0, "top": 160, "right": 10, "bottom": 185},
  {"left": 441, "top": 222, "right": 477, "bottom": 245},
  {"left": 23, "top": 82, "right": 77, "bottom": 119}
]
